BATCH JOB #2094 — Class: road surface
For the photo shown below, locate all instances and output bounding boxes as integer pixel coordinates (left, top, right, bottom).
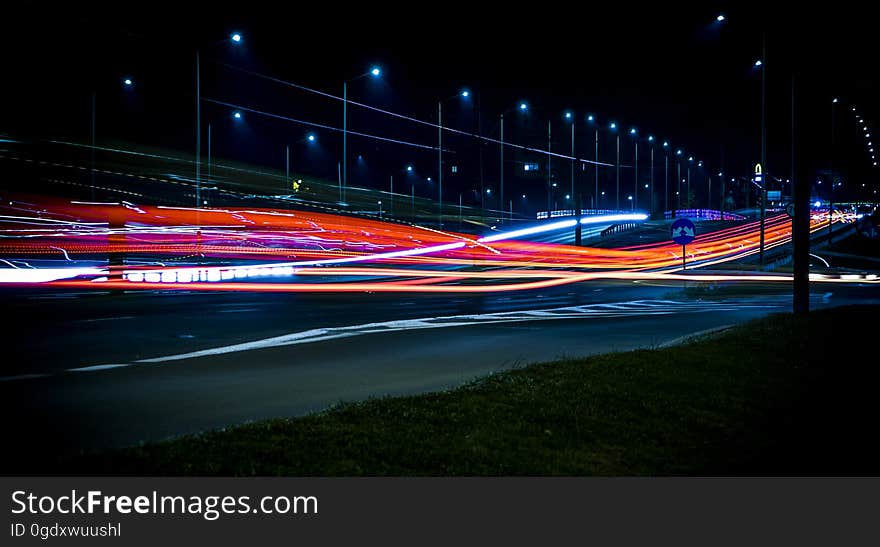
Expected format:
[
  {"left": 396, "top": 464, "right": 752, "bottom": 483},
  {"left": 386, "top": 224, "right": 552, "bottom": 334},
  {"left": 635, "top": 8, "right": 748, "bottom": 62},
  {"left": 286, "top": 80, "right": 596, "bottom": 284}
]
[{"left": 3, "top": 281, "right": 879, "bottom": 468}]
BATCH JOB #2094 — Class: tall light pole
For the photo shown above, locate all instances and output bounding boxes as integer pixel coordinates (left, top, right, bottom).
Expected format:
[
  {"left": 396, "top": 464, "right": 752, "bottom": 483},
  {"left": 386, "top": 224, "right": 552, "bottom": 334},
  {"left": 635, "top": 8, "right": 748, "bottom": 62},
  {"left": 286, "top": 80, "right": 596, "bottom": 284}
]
[
  {"left": 663, "top": 141, "right": 669, "bottom": 214},
  {"left": 610, "top": 122, "right": 619, "bottom": 210},
  {"left": 676, "top": 149, "right": 683, "bottom": 210},
  {"left": 438, "top": 89, "right": 471, "bottom": 227},
  {"left": 343, "top": 66, "right": 381, "bottom": 204},
  {"left": 499, "top": 102, "right": 528, "bottom": 220},
  {"left": 630, "top": 128, "right": 638, "bottom": 210},
  {"left": 828, "top": 97, "right": 837, "bottom": 246},
  {"left": 500, "top": 112, "right": 504, "bottom": 218},
  {"left": 758, "top": 33, "right": 767, "bottom": 265},
  {"left": 648, "top": 136, "right": 655, "bottom": 215},
  {"left": 687, "top": 156, "right": 694, "bottom": 207},
  {"left": 547, "top": 120, "right": 552, "bottom": 212},
  {"left": 196, "top": 32, "right": 243, "bottom": 208},
  {"left": 589, "top": 115, "right": 599, "bottom": 211},
  {"left": 565, "top": 111, "right": 574, "bottom": 206},
  {"left": 697, "top": 160, "right": 705, "bottom": 208}
]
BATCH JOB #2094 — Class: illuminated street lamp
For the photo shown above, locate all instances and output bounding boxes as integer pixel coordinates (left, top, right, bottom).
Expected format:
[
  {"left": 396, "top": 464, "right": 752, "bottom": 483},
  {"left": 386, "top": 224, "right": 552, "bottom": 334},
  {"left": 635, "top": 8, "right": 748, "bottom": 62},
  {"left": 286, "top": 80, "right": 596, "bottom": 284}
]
[
  {"left": 437, "top": 87, "right": 471, "bottom": 226},
  {"left": 195, "top": 32, "right": 243, "bottom": 207},
  {"left": 343, "top": 65, "right": 382, "bottom": 202}
]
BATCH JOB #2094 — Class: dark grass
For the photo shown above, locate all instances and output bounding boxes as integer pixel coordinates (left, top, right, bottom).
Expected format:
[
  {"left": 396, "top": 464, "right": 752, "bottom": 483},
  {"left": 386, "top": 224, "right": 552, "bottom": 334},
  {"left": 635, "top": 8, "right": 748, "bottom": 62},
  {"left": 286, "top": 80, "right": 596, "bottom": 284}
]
[{"left": 60, "top": 305, "right": 880, "bottom": 476}]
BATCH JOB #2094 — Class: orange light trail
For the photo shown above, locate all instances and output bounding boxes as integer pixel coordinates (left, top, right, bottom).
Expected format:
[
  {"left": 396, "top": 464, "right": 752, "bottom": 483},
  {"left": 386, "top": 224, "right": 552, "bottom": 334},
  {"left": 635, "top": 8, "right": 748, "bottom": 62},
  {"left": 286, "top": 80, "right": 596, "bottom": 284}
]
[{"left": 0, "top": 193, "right": 868, "bottom": 292}]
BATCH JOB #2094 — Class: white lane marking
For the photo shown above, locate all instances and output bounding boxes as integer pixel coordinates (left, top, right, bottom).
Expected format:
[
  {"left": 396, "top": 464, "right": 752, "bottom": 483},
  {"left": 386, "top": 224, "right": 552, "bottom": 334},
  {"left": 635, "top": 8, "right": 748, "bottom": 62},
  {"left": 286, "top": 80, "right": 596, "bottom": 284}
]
[
  {"left": 0, "top": 298, "right": 789, "bottom": 382},
  {"left": 134, "top": 300, "right": 784, "bottom": 364},
  {"left": 0, "top": 373, "right": 52, "bottom": 382},
  {"left": 68, "top": 364, "right": 130, "bottom": 373},
  {"left": 74, "top": 316, "right": 135, "bottom": 323},
  {"left": 218, "top": 308, "right": 261, "bottom": 313}
]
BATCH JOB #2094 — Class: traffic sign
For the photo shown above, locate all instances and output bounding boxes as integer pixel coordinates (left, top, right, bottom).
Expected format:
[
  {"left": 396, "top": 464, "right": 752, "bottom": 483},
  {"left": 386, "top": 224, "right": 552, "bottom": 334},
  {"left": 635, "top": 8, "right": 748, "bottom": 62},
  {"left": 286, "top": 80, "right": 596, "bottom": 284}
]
[
  {"left": 785, "top": 203, "right": 795, "bottom": 218},
  {"left": 671, "top": 218, "right": 696, "bottom": 245}
]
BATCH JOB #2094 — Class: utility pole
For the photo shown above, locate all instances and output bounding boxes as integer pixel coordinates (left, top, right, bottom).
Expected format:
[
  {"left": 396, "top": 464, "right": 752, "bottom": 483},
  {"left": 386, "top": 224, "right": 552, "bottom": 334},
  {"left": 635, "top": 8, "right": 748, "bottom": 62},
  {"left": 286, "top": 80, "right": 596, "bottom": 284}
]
[
  {"left": 500, "top": 113, "right": 504, "bottom": 221},
  {"left": 547, "top": 120, "right": 552, "bottom": 212},
  {"left": 207, "top": 124, "right": 212, "bottom": 183},
  {"left": 90, "top": 92, "right": 96, "bottom": 201},
  {"left": 594, "top": 127, "right": 599, "bottom": 212},
  {"left": 650, "top": 143, "right": 655, "bottom": 216},
  {"left": 570, "top": 122, "right": 575, "bottom": 205},
  {"left": 195, "top": 51, "right": 201, "bottom": 208},
  {"left": 634, "top": 140, "right": 639, "bottom": 210},
  {"left": 828, "top": 97, "right": 836, "bottom": 246},
  {"left": 342, "top": 81, "right": 347, "bottom": 203},
  {"left": 759, "top": 31, "right": 767, "bottom": 266},
  {"left": 438, "top": 101, "right": 443, "bottom": 227},
  {"left": 792, "top": 75, "right": 809, "bottom": 314},
  {"left": 616, "top": 134, "right": 620, "bottom": 210}
]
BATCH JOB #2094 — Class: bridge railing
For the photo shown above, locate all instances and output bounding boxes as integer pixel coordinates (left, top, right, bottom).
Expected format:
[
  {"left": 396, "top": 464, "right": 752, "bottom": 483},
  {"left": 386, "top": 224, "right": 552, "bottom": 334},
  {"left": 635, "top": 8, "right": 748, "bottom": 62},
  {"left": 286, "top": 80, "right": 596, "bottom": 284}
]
[
  {"left": 664, "top": 209, "right": 746, "bottom": 221},
  {"left": 537, "top": 209, "right": 636, "bottom": 220}
]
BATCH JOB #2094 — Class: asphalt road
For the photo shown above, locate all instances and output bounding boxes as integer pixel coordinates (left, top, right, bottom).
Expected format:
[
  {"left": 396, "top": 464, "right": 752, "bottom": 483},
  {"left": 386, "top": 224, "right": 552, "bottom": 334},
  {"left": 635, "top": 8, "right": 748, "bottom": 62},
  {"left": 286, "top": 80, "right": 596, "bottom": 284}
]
[{"left": 3, "top": 281, "right": 879, "bottom": 467}]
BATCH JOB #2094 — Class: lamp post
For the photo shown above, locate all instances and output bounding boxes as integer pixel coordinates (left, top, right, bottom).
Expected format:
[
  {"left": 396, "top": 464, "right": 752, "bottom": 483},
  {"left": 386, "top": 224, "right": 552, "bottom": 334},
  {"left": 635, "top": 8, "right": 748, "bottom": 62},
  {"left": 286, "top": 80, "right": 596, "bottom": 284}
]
[
  {"left": 648, "top": 136, "right": 655, "bottom": 215},
  {"left": 589, "top": 115, "right": 599, "bottom": 212},
  {"left": 676, "top": 149, "right": 683, "bottom": 210},
  {"left": 610, "top": 122, "right": 619, "bottom": 210},
  {"left": 828, "top": 97, "right": 837, "bottom": 246},
  {"left": 547, "top": 119, "right": 552, "bottom": 212},
  {"left": 343, "top": 66, "right": 381, "bottom": 203},
  {"left": 630, "top": 128, "right": 638, "bottom": 210},
  {"left": 437, "top": 89, "right": 471, "bottom": 227},
  {"left": 663, "top": 141, "right": 669, "bottom": 214},
  {"left": 758, "top": 33, "right": 767, "bottom": 265},
  {"left": 687, "top": 156, "right": 694, "bottom": 207},
  {"left": 499, "top": 102, "right": 529, "bottom": 221},
  {"left": 196, "top": 32, "right": 243, "bottom": 208},
  {"left": 565, "top": 111, "right": 575, "bottom": 207}
]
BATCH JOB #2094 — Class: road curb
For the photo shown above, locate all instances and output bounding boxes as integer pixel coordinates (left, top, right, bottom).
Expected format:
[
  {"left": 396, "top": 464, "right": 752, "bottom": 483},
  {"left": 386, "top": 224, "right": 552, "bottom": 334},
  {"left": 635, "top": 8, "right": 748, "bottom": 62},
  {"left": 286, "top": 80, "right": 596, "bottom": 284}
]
[{"left": 657, "top": 324, "right": 736, "bottom": 348}]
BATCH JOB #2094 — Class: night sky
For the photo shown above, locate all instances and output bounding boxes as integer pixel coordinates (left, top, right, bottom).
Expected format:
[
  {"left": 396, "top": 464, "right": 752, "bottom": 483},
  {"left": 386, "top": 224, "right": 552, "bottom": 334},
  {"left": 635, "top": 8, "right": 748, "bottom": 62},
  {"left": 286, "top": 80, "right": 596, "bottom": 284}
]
[{"left": 4, "top": 2, "right": 878, "bottom": 211}]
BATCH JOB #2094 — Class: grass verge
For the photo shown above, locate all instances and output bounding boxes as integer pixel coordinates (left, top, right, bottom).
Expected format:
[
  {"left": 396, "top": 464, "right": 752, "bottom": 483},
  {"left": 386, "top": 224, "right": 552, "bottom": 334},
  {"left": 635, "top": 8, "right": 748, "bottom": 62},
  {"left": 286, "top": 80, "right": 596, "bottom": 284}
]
[{"left": 63, "top": 305, "right": 880, "bottom": 476}]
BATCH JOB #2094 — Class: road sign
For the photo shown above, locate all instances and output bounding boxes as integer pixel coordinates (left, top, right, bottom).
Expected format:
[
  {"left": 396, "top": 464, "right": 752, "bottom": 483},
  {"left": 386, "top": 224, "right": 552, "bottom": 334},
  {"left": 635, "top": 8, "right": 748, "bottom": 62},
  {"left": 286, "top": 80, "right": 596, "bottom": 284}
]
[
  {"left": 786, "top": 203, "right": 795, "bottom": 218},
  {"left": 671, "top": 218, "right": 696, "bottom": 245},
  {"left": 767, "top": 190, "right": 782, "bottom": 201}
]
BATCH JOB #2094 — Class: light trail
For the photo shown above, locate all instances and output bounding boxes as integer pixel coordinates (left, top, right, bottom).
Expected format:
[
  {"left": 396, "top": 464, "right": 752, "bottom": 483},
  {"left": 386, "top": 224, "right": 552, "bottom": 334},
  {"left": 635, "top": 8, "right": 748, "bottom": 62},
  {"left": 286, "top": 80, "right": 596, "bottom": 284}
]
[{"left": 0, "top": 195, "right": 871, "bottom": 291}]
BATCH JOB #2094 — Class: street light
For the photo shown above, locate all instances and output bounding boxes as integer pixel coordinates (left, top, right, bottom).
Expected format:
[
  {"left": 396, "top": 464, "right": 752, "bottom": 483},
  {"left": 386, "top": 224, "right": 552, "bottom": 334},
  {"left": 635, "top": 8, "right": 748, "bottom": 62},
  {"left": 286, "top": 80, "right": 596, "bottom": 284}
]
[
  {"left": 194, "top": 31, "right": 243, "bottom": 209},
  {"left": 500, "top": 101, "right": 530, "bottom": 221},
  {"left": 647, "top": 136, "right": 655, "bottom": 215},
  {"left": 122, "top": 78, "right": 133, "bottom": 86},
  {"left": 343, "top": 65, "right": 382, "bottom": 203},
  {"left": 437, "top": 88, "right": 472, "bottom": 227},
  {"left": 662, "top": 141, "right": 669, "bottom": 213},
  {"left": 588, "top": 115, "right": 599, "bottom": 210},
  {"left": 630, "top": 128, "right": 638, "bottom": 210},
  {"left": 675, "top": 149, "right": 683, "bottom": 210},
  {"left": 232, "top": 111, "right": 242, "bottom": 120},
  {"left": 564, "top": 111, "right": 575, "bottom": 209},
  {"left": 716, "top": 14, "right": 726, "bottom": 22},
  {"left": 610, "top": 122, "right": 619, "bottom": 209}
]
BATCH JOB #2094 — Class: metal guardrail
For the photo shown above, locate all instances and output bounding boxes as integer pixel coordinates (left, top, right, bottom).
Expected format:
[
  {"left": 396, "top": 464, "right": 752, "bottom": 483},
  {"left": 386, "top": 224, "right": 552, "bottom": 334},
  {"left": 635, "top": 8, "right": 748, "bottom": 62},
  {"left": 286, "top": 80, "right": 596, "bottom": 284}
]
[
  {"left": 664, "top": 209, "right": 747, "bottom": 221},
  {"left": 537, "top": 209, "right": 635, "bottom": 220}
]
